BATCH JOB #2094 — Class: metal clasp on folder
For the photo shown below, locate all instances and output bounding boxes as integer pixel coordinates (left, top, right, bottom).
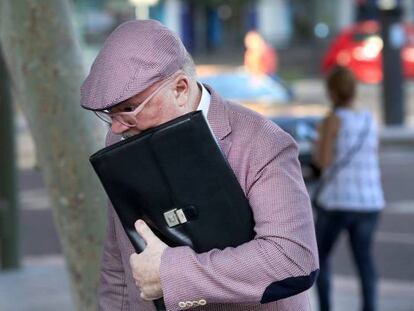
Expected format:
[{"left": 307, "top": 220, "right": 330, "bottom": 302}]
[{"left": 164, "top": 209, "right": 188, "bottom": 227}]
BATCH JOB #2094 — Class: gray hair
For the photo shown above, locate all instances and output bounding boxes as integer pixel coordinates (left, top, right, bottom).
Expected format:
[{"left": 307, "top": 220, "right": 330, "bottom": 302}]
[{"left": 180, "top": 52, "right": 197, "bottom": 79}]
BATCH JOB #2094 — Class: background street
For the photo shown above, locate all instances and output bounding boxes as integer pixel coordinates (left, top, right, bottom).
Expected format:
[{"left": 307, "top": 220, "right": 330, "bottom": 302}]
[
  {"left": 2, "top": 1, "right": 414, "bottom": 310},
  {"left": 7, "top": 79, "right": 414, "bottom": 310},
  {"left": 16, "top": 135, "right": 414, "bottom": 283}
]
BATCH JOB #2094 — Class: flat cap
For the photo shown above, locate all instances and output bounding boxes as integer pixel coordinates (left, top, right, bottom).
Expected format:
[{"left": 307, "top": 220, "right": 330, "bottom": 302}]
[{"left": 80, "top": 19, "right": 187, "bottom": 111}]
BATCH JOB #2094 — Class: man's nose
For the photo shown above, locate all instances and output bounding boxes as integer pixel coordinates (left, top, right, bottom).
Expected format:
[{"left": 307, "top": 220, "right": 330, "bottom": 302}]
[{"left": 111, "top": 119, "right": 129, "bottom": 134}]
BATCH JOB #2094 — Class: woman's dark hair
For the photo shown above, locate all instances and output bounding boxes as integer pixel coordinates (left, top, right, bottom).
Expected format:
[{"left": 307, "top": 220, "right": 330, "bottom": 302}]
[{"left": 326, "top": 66, "right": 356, "bottom": 107}]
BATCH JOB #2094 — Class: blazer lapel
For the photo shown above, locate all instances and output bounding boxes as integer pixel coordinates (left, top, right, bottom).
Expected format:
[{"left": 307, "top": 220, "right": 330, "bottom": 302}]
[{"left": 204, "top": 84, "right": 232, "bottom": 157}]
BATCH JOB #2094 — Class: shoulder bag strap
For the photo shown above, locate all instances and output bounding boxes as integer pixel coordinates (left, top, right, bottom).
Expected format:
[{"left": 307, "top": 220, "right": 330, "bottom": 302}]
[{"left": 313, "top": 113, "right": 372, "bottom": 203}]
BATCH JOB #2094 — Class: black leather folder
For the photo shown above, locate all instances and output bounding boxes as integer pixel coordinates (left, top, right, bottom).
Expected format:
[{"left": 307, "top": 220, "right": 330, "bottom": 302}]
[{"left": 90, "top": 111, "right": 254, "bottom": 254}]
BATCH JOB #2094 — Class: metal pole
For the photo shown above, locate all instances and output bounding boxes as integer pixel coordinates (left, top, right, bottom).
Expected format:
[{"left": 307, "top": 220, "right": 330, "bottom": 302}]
[
  {"left": 379, "top": 5, "right": 405, "bottom": 125},
  {"left": 135, "top": 5, "right": 150, "bottom": 20},
  {"left": 0, "top": 45, "right": 20, "bottom": 269}
]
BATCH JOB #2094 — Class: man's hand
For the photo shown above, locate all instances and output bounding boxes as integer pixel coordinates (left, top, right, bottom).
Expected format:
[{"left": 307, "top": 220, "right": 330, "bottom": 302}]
[{"left": 129, "top": 219, "right": 168, "bottom": 301}]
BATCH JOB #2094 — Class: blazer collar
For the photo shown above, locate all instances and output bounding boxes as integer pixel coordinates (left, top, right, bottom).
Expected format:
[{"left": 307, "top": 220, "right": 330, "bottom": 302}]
[{"left": 203, "top": 84, "right": 232, "bottom": 156}]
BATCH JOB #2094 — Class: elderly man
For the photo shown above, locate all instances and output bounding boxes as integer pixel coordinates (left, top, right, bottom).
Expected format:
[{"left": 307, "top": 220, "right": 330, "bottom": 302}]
[{"left": 81, "top": 20, "right": 319, "bottom": 311}]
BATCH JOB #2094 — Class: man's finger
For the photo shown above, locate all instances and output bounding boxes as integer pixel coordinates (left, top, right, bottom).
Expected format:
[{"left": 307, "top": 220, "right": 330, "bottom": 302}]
[{"left": 135, "top": 219, "right": 158, "bottom": 246}]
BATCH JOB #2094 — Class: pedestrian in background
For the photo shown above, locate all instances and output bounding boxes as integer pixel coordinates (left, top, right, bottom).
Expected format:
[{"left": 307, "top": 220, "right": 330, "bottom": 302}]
[
  {"left": 312, "top": 66, "right": 385, "bottom": 311},
  {"left": 244, "top": 30, "right": 278, "bottom": 77}
]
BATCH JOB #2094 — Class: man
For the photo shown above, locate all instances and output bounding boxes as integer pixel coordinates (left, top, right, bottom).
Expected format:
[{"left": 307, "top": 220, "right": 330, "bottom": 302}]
[{"left": 81, "top": 20, "right": 319, "bottom": 311}]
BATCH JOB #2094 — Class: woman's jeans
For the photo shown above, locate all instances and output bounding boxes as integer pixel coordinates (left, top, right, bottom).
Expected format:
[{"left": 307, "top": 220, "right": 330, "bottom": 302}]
[{"left": 315, "top": 208, "right": 380, "bottom": 311}]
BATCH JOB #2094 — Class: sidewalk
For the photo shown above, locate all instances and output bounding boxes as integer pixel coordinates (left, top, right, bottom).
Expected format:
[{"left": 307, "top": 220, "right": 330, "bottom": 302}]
[{"left": 0, "top": 255, "right": 413, "bottom": 311}]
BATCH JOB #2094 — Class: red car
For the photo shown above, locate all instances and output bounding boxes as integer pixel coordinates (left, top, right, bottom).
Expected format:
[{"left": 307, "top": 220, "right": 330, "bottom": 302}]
[{"left": 322, "top": 20, "right": 414, "bottom": 84}]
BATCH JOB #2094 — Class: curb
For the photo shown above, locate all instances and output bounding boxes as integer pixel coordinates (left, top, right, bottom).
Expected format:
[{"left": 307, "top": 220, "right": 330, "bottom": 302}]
[{"left": 380, "top": 126, "right": 414, "bottom": 147}]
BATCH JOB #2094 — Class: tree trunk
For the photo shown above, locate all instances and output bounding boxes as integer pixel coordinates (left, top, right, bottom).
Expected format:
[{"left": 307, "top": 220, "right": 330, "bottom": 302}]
[
  {"left": 0, "top": 44, "right": 20, "bottom": 270},
  {"left": 0, "top": 1, "right": 107, "bottom": 310}
]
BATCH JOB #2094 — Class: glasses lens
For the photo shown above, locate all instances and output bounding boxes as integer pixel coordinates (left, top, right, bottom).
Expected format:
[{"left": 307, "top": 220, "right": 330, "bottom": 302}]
[{"left": 95, "top": 111, "right": 112, "bottom": 124}]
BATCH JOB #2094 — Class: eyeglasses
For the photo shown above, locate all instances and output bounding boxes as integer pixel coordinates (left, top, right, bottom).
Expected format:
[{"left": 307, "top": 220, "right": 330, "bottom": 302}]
[{"left": 94, "top": 77, "right": 175, "bottom": 127}]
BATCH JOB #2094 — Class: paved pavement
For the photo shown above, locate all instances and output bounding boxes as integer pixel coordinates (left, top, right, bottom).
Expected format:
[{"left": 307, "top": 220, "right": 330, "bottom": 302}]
[
  {"left": 7, "top": 140, "right": 414, "bottom": 311},
  {"left": 1, "top": 255, "right": 413, "bottom": 311},
  {"left": 2, "top": 78, "right": 414, "bottom": 310}
]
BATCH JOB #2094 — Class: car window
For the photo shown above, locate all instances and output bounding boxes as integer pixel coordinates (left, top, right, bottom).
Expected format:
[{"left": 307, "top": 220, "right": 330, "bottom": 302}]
[
  {"left": 199, "top": 72, "right": 291, "bottom": 103},
  {"left": 271, "top": 117, "right": 320, "bottom": 142}
]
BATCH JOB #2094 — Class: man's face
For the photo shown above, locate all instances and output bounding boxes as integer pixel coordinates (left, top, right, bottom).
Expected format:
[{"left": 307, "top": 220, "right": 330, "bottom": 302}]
[{"left": 110, "top": 75, "right": 191, "bottom": 138}]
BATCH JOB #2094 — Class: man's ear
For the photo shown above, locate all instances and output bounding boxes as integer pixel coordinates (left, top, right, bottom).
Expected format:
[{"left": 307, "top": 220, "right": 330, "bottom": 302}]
[{"left": 174, "top": 76, "right": 189, "bottom": 107}]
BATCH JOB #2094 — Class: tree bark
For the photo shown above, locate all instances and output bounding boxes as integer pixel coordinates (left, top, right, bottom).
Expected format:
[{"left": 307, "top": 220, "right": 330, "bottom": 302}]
[
  {"left": 0, "top": 1, "right": 107, "bottom": 309},
  {"left": 0, "top": 44, "right": 19, "bottom": 270}
]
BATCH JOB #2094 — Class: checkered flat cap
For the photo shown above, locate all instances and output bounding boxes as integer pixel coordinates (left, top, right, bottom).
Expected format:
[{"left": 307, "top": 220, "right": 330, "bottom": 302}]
[{"left": 80, "top": 19, "right": 187, "bottom": 111}]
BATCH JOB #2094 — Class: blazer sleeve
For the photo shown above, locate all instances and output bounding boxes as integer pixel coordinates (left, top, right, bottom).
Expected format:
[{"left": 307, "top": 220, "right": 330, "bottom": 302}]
[
  {"left": 159, "top": 122, "right": 319, "bottom": 310},
  {"left": 97, "top": 131, "right": 129, "bottom": 310},
  {"left": 97, "top": 204, "right": 130, "bottom": 310}
]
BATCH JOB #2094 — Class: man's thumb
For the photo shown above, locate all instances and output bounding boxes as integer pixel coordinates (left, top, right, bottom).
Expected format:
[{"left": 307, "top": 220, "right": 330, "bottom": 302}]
[{"left": 135, "top": 220, "right": 157, "bottom": 245}]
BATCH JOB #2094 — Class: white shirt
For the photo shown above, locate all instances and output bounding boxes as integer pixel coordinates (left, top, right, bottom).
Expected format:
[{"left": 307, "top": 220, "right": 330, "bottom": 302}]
[
  {"left": 197, "top": 83, "right": 211, "bottom": 118},
  {"left": 195, "top": 82, "right": 224, "bottom": 152}
]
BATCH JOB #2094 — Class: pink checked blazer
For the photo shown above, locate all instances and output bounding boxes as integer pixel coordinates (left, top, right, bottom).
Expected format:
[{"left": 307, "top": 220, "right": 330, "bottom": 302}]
[{"left": 98, "top": 87, "right": 319, "bottom": 311}]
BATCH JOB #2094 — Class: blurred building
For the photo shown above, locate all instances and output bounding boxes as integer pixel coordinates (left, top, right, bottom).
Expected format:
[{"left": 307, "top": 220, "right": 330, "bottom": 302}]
[{"left": 74, "top": 0, "right": 414, "bottom": 69}]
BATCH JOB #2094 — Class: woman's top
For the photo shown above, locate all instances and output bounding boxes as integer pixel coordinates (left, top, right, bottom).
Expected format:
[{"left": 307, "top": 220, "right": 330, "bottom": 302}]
[{"left": 318, "top": 108, "right": 385, "bottom": 211}]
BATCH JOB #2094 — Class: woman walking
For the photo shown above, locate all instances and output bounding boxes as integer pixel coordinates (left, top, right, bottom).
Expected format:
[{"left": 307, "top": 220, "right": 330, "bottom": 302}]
[{"left": 313, "top": 66, "right": 385, "bottom": 311}]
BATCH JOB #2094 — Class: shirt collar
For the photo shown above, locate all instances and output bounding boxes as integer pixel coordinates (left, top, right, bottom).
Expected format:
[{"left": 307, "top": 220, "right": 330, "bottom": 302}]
[{"left": 196, "top": 82, "right": 211, "bottom": 119}]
